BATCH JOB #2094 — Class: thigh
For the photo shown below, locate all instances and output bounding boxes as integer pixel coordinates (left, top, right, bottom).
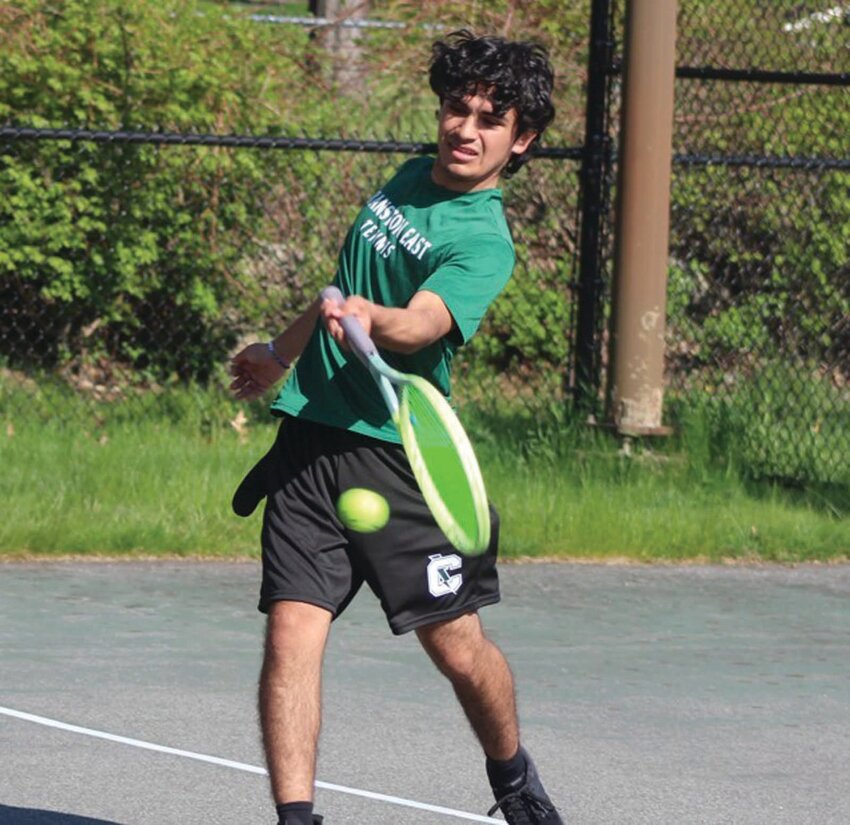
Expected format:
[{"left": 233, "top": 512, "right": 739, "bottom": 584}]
[{"left": 258, "top": 417, "right": 362, "bottom": 616}]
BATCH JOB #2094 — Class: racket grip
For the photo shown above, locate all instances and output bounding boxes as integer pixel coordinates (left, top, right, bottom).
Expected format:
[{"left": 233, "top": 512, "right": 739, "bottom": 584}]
[
  {"left": 319, "top": 286, "right": 378, "bottom": 358},
  {"left": 320, "top": 285, "right": 345, "bottom": 306}
]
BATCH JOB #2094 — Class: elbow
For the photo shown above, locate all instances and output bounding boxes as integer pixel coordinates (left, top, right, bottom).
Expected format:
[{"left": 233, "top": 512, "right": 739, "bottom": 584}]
[
  {"left": 393, "top": 339, "right": 432, "bottom": 356},
  {"left": 399, "top": 308, "right": 453, "bottom": 354}
]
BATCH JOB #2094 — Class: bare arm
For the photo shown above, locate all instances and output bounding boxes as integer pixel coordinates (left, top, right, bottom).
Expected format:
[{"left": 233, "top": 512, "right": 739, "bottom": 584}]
[
  {"left": 229, "top": 298, "right": 321, "bottom": 401},
  {"left": 269, "top": 298, "right": 323, "bottom": 364},
  {"left": 231, "top": 290, "right": 452, "bottom": 401},
  {"left": 322, "top": 290, "right": 454, "bottom": 355}
]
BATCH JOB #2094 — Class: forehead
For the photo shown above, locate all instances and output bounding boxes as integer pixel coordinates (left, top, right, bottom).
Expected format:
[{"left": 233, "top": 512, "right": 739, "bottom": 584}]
[{"left": 444, "top": 92, "right": 517, "bottom": 121}]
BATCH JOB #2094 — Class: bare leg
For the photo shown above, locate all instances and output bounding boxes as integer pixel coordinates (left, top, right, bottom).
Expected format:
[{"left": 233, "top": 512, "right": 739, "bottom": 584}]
[
  {"left": 258, "top": 600, "right": 332, "bottom": 803},
  {"left": 416, "top": 612, "right": 519, "bottom": 760}
]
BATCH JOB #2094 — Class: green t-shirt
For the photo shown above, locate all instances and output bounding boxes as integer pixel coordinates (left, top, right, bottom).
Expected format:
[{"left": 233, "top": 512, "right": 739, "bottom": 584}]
[{"left": 270, "top": 156, "right": 515, "bottom": 443}]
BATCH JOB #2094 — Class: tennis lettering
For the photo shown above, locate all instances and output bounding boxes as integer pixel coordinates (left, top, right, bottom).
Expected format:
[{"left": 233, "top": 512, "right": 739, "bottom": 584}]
[
  {"left": 365, "top": 191, "right": 433, "bottom": 262},
  {"left": 359, "top": 219, "right": 396, "bottom": 259}
]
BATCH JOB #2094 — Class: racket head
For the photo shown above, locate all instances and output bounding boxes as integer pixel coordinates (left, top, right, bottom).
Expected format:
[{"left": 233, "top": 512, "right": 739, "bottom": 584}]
[{"left": 397, "top": 376, "right": 490, "bottom": 555}]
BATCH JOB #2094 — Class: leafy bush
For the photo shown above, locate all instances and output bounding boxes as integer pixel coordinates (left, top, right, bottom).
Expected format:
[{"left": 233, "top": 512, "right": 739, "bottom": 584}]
[
  {"left": 0, "top": 0, "right": 587, "bottom": 389},
  {"left": 0, "top": 0, "right": 339, "bottom": 383},
  {"left": 668, "top": 166, "right": 850, "bottom": 370}
]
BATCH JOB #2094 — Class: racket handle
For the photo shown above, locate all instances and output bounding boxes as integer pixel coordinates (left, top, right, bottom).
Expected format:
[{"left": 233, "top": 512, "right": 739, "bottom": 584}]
[
  {"left": 319, "top": 286, "right": 378, "bottom": 359},
  {"left": 320, "top": 285, "right": 345, "bottom": 305}
]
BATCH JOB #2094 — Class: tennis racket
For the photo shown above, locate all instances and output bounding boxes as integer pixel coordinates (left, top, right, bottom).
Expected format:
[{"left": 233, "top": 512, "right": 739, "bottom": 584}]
[{"left": 321, "top": 286, "right": 490, "bottom": 555}]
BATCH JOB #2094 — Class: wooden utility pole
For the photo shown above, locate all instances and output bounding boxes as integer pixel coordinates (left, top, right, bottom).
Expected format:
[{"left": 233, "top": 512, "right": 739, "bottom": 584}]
[{"left": 607, "top": 0, "right": 678, "bottom": 435}]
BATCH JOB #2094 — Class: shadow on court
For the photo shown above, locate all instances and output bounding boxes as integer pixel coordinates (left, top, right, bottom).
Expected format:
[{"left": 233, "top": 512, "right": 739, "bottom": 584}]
[
  {"left": 0, "top": 807, "right": 121, "bottom": 825},
  {"left": 1, "top": 561, "right": 849, "bottom": 824}
]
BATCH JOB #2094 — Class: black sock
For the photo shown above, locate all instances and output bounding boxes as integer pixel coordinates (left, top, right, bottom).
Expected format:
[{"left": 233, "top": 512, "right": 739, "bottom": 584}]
[
  {"left": 276, "top": 801, "right": 314, "bottom": 825},
  {"left": 486, "top": 747, "right": 528, "bottom": 792}
]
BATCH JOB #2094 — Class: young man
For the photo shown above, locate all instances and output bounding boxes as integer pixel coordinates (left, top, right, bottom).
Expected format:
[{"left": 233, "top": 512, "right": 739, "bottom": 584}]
[{"left": 230, "top": 30, "right": 562, "bottom": 825}]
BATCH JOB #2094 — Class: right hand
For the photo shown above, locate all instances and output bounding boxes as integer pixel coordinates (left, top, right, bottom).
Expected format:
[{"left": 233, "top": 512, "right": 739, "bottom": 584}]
[{"left": 321, "top": 294, "right": 374, "bottom": 351}]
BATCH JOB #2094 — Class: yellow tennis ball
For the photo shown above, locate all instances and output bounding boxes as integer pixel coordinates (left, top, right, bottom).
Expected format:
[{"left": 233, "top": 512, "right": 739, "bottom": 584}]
[{"left": 336, "top": 488, "right": 390, "bottom": 533}]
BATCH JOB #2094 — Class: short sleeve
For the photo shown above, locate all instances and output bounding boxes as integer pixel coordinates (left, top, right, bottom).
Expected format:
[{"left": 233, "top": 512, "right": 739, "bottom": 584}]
[{"left": 420, "top": 234, "right": 515, "bottom": 343}]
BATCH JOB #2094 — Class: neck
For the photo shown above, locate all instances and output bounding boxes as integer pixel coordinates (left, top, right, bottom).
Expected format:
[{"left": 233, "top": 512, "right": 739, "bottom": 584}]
[{"left": 430, "top": 163, "right": 502, "bottom": 193}]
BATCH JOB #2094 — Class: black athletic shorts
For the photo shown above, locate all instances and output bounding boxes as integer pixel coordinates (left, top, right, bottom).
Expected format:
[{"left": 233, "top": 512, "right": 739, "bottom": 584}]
[{"left": 248, "top": 416, "right": 501, "bottom": 635}]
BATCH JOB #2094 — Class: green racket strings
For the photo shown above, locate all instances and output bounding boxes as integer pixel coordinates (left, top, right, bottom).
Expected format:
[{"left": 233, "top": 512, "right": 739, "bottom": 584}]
[{"left": 401, "top": 381, "right": 487, "bottom": 553}]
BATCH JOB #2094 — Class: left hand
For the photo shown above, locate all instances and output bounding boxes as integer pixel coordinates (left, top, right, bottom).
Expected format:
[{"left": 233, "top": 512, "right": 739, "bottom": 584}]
[{"left": 229, "top": 342, "right": 286, "bottom": 400}]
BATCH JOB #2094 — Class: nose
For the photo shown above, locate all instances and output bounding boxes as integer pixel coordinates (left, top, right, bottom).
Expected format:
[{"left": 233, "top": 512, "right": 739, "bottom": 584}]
[{"left": 455, "top": 115, "right": 477, "bottom": 141}]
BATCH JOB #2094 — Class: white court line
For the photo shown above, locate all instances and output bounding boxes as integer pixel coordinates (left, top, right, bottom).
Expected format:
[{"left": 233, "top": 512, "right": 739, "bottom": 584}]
[{"left": 0, "top": 706, "right": 501, "bottom": 823}]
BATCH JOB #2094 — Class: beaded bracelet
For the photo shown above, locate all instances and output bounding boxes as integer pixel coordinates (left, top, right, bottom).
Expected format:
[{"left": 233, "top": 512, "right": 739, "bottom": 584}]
[{"left": 267, "top": 340, "right": 290, "bottom": 370}]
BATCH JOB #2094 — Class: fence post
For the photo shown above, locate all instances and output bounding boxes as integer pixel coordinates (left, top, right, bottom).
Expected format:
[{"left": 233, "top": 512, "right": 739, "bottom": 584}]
[
  {"left": 606, "top": 0, "right": 677, "bottom": 435},
  {"left": 573, "top": 0, "right": 615, "bottom": 415},
  {"left": 310, "top": 0, "right": 367, "bottom": 93}
]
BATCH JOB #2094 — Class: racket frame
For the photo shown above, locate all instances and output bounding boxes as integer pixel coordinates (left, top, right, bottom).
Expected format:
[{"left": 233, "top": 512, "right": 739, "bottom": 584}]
[{"left": 320, "top": 286, "right": 490, "bottom": 553}]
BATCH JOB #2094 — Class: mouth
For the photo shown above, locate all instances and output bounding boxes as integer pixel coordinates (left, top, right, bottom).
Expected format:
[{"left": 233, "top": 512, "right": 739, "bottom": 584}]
[{"left": 446, "top": 141, "right": 478, "bottom": 161}]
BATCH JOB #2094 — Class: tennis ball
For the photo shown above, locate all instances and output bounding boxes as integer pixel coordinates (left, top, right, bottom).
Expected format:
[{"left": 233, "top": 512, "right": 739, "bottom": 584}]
[{"left": 336, "top": 488, "right": 390, "bottom": 533}]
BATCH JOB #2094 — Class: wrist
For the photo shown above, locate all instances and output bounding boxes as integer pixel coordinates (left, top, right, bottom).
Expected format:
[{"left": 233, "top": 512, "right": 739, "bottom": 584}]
[{"left": 266, "top": 340, "right": 290, "bottom": 370}]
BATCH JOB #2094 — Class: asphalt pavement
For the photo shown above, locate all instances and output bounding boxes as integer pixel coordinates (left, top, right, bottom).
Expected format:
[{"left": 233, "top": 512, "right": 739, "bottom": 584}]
[{"left": 1, "top": 561, "right": 849, "bottom": 824}]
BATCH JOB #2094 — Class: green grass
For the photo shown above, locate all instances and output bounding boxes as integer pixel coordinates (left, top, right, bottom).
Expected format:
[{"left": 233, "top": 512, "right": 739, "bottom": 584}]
[
  {"left": 1, "top": 418, "right": 263, "bottom": 557},
  {"left": 487, "top": 455, "right": 848, "bottom": 562},
  {"left": 470, "top": 408, "right": 849, "bottom": 562},
  {"left": 1, "top": 396, "right": 847, "bottom": 561}
]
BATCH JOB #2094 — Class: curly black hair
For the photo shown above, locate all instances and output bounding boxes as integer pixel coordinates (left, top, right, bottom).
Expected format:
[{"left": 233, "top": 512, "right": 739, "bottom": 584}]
[{"left": 429, "top": 29, "right": 555, "bottom": 177}]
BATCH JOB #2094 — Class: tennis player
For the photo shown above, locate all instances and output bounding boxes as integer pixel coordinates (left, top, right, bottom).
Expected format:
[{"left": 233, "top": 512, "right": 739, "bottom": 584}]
[{"left": 230, "top": 30, "right": 562, "bottom": 825}]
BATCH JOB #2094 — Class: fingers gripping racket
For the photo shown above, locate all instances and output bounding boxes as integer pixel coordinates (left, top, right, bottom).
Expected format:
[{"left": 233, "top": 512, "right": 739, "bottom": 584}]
[{"left": 321, "top": 286, "right": 490, "bottom": 555}]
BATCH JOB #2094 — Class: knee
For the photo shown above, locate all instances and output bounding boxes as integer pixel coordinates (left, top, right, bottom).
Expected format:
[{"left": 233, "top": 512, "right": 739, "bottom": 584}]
[
  {"left": 417, "top": 615, "right": 487, "bottom": 682},
  {"left": 264, "top": 600, "right": 331, "bottom": 663}
]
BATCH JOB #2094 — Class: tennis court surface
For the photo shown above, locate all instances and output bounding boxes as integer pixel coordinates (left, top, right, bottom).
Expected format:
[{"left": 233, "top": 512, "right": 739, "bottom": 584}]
[{"left": 2, "top": 560, "right": 848, "bottom": 824}]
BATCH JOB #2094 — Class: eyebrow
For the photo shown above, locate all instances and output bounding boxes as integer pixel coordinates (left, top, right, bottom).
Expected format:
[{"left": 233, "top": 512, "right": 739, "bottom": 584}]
[{"left": 445, "top": 97, "right": 510, "bottom": 122}]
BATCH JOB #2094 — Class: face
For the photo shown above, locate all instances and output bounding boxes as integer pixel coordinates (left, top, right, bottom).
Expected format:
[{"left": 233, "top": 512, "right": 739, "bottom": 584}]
[{"left": 431, "top": 94, "right": 537, "bottom": 192}]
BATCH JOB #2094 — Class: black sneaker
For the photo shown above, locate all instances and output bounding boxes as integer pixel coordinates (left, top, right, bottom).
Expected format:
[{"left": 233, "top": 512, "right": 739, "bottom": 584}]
[{"left": 487, "top": 748, "right": 564, "bottom": 824}]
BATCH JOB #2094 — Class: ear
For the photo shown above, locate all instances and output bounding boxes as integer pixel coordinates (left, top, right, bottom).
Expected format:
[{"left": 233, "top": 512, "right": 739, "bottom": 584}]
[{"left": 511, "top": 130, "right": 538, "bottom": 157}]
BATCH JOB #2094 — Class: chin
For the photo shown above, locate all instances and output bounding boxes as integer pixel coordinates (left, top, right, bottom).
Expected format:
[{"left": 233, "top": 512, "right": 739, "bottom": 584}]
[{"left": 446, "top": 164, "right": 477, "bottom": 180}]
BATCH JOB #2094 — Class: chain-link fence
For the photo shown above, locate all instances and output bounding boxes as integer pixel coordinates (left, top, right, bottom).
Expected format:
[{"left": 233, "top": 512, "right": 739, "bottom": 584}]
[
  {"left": 0, "top": 129, "right": 581, "bottom": 424},
  {"left": 662, "top": 3, "right": 850, "bottom": 485},
  {"left": 580, "top": 1, "right": 849, "bottom": 486},
  {"left": 0, "top": 1, "right": 586, "bottom": 441},
  {"left": 1, "top": 0, "right": 847, "bottom": 489}
]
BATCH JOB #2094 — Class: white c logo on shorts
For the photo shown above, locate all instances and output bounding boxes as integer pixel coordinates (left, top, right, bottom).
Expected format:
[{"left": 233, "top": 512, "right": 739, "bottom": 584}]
[{"left": 427, "top": 553, "right": 462, "bottom": 597}]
